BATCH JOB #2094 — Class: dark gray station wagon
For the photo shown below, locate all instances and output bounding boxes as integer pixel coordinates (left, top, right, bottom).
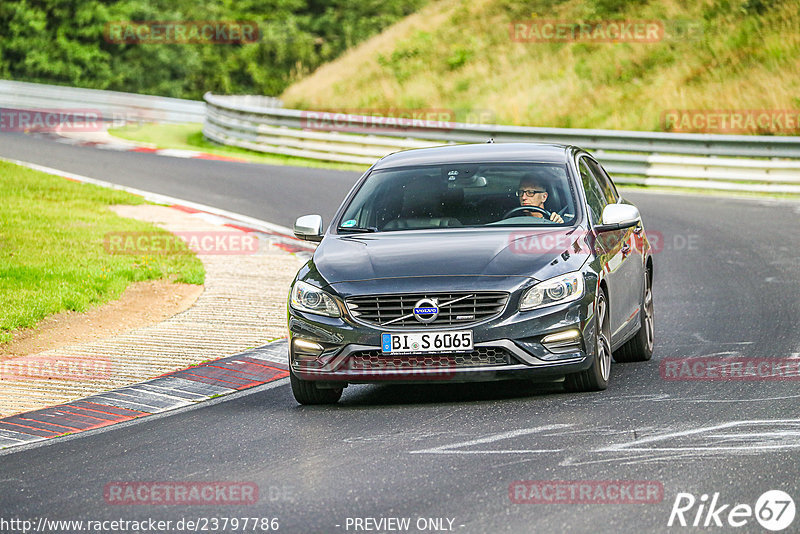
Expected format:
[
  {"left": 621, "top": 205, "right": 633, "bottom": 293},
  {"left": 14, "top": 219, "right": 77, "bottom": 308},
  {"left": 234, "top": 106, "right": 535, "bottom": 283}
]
[{"left": 288, "top": 143, "right": 654, "bottom": 404}]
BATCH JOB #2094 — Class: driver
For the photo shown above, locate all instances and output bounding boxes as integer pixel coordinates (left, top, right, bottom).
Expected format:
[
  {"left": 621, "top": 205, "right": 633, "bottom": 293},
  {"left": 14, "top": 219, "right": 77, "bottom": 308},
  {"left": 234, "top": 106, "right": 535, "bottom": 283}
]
[{"left": 517, "top": 176, "right": 564, "bottom": 223}]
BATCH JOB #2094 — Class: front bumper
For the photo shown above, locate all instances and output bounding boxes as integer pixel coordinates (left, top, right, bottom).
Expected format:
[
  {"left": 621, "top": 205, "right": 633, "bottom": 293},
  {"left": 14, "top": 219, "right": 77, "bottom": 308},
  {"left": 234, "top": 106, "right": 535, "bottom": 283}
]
[{"left": 288, "top": 297, "right": 596, "bottom": 385}]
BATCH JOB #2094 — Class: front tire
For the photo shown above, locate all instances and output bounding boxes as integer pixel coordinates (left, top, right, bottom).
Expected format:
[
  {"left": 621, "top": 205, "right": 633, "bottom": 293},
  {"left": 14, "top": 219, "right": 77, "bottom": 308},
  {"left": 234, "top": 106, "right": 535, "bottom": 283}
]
[
  {"left": 290, "top": 367, "right": 343, "bottom": 405},
  {"left": 613, "top": 268, "right": 654, "bottom": 363},
  {"left": 565, "top": 289, "right": 611, "bottom": 392}
]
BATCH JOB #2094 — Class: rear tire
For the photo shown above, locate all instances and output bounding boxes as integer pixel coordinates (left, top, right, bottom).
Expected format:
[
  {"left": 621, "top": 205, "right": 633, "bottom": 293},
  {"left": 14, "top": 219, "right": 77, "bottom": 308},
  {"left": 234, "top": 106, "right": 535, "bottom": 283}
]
[
  {"left": 565, "top": 289, "right": 610, "bottom": 392},
  {"left": 613, "top": 269, "right": 654, "bottom": 363},
  {"left": 290, "top": 367, "right": 343, "bottom": 405}
]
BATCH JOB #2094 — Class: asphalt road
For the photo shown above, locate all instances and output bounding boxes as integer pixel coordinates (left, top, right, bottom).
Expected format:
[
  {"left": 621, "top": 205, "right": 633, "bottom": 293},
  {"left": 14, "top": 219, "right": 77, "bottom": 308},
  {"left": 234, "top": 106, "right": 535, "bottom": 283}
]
[
  {"left": 0, "top": 132, "right": 360, "bottom": 228},
  {"left": 2, "top": 132, "right": 800, "bottom": 533}
]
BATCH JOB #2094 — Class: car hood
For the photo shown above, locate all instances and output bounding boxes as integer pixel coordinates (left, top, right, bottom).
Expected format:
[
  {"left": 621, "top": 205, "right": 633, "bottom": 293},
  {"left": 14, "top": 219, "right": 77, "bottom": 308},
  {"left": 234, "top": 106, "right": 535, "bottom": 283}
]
[{"left": 313, "top": 228, "right": 589, "bottom": 287}]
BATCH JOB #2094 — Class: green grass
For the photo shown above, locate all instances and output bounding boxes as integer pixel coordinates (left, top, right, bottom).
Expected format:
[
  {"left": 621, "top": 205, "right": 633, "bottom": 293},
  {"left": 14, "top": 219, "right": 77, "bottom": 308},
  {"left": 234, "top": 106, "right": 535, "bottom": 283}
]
[
  {"left": 0, "top": 161, "right": 205, "bottom": 344},
  {"left": 109, "top": 123, "right": 369, "bottom": 172}
]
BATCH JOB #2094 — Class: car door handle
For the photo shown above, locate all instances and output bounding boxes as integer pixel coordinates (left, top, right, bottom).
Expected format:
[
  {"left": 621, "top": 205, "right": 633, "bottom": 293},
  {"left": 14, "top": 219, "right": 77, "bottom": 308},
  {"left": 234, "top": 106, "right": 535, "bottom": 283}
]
[{"left": 621, "top": 242, "right": 631, "bottom": 256}]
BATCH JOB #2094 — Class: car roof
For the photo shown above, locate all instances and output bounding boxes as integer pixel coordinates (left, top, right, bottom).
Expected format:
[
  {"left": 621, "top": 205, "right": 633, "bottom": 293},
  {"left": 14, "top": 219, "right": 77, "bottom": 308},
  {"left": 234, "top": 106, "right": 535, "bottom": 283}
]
[{"left": 371, "top": 143, "right": 575, "bottom": 170}]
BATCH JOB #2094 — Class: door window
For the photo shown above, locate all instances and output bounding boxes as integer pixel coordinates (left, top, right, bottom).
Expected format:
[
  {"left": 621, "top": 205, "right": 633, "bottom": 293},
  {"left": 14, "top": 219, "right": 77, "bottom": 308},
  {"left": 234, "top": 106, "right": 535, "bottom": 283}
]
[
  {"left": 585, "top": 158, "right": 619, "bottom": 204},
  {"left": 578, "top": 158, "right": 607, "bottom": 225}
]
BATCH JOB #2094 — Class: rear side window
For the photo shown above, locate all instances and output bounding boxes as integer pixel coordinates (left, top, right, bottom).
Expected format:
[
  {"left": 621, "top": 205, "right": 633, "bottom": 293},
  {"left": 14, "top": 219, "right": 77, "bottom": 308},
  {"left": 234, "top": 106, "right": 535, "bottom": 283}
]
[{"left": 578, "top": 158, "right": 606, "bottom": 224}]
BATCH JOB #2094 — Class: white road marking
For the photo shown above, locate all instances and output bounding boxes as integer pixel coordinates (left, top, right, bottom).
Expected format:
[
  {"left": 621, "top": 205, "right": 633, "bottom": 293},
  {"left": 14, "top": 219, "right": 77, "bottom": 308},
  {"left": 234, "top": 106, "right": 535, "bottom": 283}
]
[
  {"left": 565, "top": 393, "right": 800, "bottom": 405},
  {"left": 704, "top": 431, "right": 800, "bottom": 439},
  {"left": 409, "top": 424, "right": 570, "bottom": 455},
  {"left": 666, "top": 340, "right": 757, "bottom": 351},
  {"left": 155, "top": 149, "right": 203, "bottom": 158},
  {"left": 560, "top": 451, "right": 703, "bottom": 468},
  {"left": 695, "top": 351, "right": 741, "bottom": 357},
  {"left": 674, "top": 394, "right": 800, "bottom": 404},
  {"left": 692, "top": 332, "right": 710, "bottom": 344},
  {"left": 94, "top": 143, "right": 136, "bottom": 151},
  {"left": 410, "top": 419, "right": 800, "bottom": 462},
  {"left": 596, "top": 419, "right": 800, "bottom": 453}
]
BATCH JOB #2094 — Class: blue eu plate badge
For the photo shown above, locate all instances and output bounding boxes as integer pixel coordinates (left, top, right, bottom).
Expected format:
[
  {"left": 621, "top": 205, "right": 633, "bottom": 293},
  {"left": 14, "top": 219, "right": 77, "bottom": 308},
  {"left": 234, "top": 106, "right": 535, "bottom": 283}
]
[{"left": 382, "top": 334, "right": 392, "bottom": 352}]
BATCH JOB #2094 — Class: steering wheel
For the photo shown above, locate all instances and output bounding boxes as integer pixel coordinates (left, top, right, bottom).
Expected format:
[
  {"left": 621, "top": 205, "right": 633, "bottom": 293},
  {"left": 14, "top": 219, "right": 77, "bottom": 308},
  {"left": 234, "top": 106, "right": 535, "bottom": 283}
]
[{"left": 501, "top": 206, "right": 551, "bottom": 220}]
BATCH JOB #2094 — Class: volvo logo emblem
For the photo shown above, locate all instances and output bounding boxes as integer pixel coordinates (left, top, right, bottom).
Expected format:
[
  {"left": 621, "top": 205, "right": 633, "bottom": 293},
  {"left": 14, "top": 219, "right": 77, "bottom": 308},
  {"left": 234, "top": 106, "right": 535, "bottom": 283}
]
[{"left": 413, "top": 298, "right": 439, "bottom": 324}]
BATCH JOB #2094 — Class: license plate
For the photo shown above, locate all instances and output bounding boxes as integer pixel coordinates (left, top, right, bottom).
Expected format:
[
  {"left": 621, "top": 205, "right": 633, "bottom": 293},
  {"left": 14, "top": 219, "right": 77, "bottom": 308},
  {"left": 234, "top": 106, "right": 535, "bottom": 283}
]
[{"left": 381, "top": 331, "right": 473, "bottom": 354}]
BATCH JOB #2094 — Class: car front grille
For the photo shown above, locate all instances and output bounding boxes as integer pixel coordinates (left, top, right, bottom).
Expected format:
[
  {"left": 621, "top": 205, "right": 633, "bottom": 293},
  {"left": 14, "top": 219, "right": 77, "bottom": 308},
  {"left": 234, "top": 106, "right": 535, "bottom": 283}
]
[
  {"left": 345, "top": 292, "right": 509, "bottom": 328},
  {"left": 346, "top": 347, "right": 513, "bottom": 370}
]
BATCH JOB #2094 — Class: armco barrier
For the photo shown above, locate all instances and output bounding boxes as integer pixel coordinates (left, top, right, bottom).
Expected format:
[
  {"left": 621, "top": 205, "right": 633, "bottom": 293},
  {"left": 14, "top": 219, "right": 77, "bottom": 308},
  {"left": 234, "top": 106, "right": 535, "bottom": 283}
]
[
  {"left": 1, "top": 81, "right": 797, "bottom": 193},
  {"left": 0, "top": 79, "right": 206, "bottom": 124},
  {"left": 203, "top": 92, "right": 800, "bottom": 193}
]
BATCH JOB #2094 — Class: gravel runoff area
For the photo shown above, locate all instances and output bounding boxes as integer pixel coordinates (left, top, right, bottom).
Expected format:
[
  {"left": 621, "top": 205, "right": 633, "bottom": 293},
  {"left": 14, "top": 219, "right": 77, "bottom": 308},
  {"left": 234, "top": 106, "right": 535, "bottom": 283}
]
[{"left": 0, "top": 204, "right": 306, "bottom": 417}]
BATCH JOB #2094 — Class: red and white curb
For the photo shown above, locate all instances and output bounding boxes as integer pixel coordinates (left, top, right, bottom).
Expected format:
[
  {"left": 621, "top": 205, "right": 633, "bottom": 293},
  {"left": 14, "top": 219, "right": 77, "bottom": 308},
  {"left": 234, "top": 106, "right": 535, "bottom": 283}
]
[
  {"left": 0, "top": 341, "right": 289, "bottom": 450},
  {"left": 0, "top": 158, "right": 316, "bottom": 450},
  {"left": 30, "top": 130, "right": 248, "bottom": 162}
]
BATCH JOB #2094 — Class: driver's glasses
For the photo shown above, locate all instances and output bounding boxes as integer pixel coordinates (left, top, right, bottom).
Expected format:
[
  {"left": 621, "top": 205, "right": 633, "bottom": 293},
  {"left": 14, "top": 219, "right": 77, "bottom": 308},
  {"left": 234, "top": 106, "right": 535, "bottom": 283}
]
[{"left": 516, "top": 189, "right": 545, "bottom": 197}]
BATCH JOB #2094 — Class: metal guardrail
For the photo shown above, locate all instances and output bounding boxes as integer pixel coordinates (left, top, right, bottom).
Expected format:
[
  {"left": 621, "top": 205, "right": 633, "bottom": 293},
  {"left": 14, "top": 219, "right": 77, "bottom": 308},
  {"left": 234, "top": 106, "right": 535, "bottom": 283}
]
[
  {"left": 204, "top": 92, "right": 800, "bottom": 194},
  {"left": 0, "top": 80, "right": 206, "bottom": 124}
]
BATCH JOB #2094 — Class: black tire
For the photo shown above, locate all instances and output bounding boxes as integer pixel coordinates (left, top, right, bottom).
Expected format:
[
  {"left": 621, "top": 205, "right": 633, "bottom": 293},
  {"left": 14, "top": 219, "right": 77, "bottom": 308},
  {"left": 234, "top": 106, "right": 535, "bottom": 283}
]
[
  {"left": 613, "top": 268, "right": 654, "bottom": 363},
  {"left": 565, "top": 289, "right": 611, "bottom": 392},
  {"left": 290, "top": 367, "right": 343, "bottom": 405}
]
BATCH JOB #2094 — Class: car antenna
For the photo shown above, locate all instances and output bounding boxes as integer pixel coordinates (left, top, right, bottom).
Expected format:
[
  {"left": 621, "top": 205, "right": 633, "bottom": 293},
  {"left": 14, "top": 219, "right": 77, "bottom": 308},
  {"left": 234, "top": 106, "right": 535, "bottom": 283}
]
[{"left": 487, "top": 137, "right": 494, "bottom": 143}]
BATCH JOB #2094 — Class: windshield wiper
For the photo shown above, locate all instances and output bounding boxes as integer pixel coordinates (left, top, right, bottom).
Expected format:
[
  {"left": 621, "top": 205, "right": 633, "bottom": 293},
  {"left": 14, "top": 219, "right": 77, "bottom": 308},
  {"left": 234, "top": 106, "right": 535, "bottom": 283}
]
[{"left": 338, "top": 226, "right": 378, "bottom": 233}]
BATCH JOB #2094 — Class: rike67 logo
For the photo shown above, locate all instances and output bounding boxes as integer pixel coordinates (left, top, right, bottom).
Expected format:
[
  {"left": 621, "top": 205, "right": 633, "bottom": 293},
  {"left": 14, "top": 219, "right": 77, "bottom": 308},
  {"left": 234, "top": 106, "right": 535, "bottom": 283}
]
[{"left": 668, "top": 490, "right": 795, "bottom": 531}]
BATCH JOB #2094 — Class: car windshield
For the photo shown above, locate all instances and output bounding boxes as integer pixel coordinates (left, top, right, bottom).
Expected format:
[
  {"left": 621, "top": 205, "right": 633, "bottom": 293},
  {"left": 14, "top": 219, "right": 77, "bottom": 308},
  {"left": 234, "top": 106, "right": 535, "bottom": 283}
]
[{"left": 337, "top": 162, "right": 578, "bottom": 232}]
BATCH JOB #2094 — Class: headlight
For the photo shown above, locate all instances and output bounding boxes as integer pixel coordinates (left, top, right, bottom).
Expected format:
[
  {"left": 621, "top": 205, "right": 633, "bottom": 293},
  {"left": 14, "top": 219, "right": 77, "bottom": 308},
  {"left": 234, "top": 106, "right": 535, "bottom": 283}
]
[
  {"left": 290, "top": 280, "right": 341, "bottom": 317},
  {"left": 520, "top": 271, "right": 585, "bottom": 311}
]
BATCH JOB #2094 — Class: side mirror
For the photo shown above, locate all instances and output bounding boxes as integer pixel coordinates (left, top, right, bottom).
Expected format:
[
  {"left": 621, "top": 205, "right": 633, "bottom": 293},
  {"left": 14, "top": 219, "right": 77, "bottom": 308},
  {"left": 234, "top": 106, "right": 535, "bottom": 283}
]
[
  {"left": 294, "top": 214, "right": 324, "bottom": 242},
  {"left": 594, "top": 204, "right": 641, "bottom": 233}
]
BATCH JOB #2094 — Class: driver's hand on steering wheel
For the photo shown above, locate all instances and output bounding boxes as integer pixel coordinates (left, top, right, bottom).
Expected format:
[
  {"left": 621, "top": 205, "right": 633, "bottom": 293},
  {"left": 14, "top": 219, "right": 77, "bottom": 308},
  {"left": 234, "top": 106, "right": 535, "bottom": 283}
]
[{"left": 528, "top": 209, "right": 564, "bottom": 223}]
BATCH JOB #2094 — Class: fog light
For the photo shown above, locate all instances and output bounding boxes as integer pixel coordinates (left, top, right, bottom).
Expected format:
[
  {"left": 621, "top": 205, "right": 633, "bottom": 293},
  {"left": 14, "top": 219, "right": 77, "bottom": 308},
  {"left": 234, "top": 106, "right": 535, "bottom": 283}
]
[
  {"left": 293, "top": 338, "right": 324, "bottom": 360},
  {"left": 542, "top": 329, "right": 580, "bottom": 344},
  {"left": 542, "top": 329, "right": 582, "bottom": 354}
]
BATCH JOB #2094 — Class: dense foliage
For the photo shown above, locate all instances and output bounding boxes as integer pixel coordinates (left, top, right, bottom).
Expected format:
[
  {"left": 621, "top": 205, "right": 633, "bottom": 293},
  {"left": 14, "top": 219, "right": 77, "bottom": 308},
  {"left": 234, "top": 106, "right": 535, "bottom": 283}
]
[{"left": 0, "top": 0, "right": 426, "bottom": 98}]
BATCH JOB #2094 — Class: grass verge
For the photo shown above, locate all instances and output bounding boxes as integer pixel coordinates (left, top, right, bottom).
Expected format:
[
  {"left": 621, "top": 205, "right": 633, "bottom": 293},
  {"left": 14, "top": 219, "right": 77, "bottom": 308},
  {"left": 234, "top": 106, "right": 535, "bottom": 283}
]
[
  {"left": 0, "top": 160, "right": 205, "bottom": 344},
  {"left": 108, "top": 123, "right": 369, "bottom": 172}
]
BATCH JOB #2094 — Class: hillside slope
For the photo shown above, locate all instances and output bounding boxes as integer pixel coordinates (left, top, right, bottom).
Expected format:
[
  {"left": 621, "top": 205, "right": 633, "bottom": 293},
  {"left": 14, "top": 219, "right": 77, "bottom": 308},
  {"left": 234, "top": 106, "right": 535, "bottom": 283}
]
[{"left": 281, "top": 0, "right": 800, "bottom": 133}]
